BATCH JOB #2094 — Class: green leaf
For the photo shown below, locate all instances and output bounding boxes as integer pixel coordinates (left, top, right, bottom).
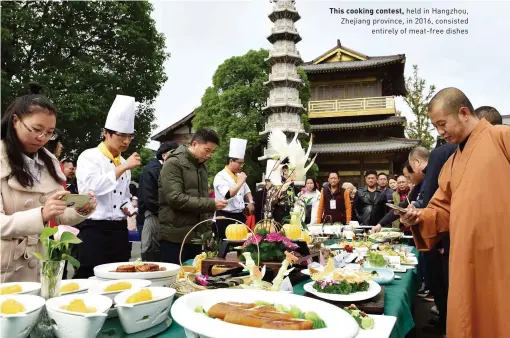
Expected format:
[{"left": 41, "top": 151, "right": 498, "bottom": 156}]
[
  {"left": 41, "top": 227, "right": 58, "bottom": 240},
  {"left": 58, "top": 231, "right": 82, "bottom": 244},
  {"left": 31, "top": 252, "right": 44, "bottom": 260},
  {"left": 62, "top": 254, "right": 81, "bottom": 269}
]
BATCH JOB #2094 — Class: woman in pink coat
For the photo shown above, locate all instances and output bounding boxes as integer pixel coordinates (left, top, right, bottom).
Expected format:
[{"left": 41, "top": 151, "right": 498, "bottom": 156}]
[{"left": 0, "top": 86, "right": 97, "bottom": 283}]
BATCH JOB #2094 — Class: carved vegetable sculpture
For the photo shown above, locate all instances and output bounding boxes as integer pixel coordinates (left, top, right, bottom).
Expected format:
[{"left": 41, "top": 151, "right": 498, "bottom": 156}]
[
  {"left": 283, "top": 223, "right": 302, "bottom": 240},
  {"left": 225, "top": 223, "right": 248, "bottom": 241}
]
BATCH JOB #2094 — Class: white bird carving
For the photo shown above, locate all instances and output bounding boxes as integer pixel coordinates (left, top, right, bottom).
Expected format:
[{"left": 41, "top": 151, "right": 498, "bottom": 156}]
[
  {"left": 267, "top": 129, "right": 299, "bottom": 162},
  {"left": 287, "top": 134, "right": 317, "bottom": 181}
]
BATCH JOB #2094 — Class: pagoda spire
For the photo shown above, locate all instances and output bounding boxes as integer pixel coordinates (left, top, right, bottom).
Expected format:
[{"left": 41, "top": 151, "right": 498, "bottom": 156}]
[{"left": 258, "top": 0, "right": 306, "bottom": 162}]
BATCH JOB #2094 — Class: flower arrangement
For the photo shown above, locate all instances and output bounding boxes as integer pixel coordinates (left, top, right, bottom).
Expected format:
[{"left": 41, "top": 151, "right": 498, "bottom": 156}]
[{"left": 241, "top": 228, "right": 299, "bottom": 263}]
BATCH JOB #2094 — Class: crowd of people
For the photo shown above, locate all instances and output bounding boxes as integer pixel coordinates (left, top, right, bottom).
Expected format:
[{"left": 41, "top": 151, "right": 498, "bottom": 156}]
[{"left": 1, "top": 85, "right": 508, "bottom": 338}]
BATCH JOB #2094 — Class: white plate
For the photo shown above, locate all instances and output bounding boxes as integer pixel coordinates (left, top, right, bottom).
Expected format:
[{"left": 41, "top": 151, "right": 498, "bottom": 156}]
[
  {"left": 59, "top": 279, "right": 97, "bottom": 295},
  {"left": 355, "top": 315, "right": 397, "bottom": 338},
  {"left": 303, "top": 280, "right": 381, "bottom": 302},
  {"left": 0, "top": 282, "right": 41, "bottom": 296},
  {"left": 401, "top": 256, "right": 418, "bottom": 265},
  {"left": 171, "top": 288, "right": 359, "bottom": 338},
  {"left": 93, "top": 262, "right": 180, "bottom": 280}
]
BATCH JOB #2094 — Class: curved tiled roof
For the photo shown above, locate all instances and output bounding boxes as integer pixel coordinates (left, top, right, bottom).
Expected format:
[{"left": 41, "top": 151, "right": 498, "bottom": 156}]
[
  {"left": 301, "top": 55, "right": 405, "bottom": 74},
  {"left": 311, "top": 117, "right": 406, "bottom": 131},
  {"left": 311, "top": 138, "right": 420, "bottom": 155}
]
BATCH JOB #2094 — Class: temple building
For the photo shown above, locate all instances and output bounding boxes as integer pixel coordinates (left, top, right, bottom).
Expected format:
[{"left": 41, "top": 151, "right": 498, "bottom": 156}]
[
  {"left": 302, "top": 40, "right": 420, "bottom": 186},
  {"left": 151, "top": 111, "right": 195, "bottom": 144}
]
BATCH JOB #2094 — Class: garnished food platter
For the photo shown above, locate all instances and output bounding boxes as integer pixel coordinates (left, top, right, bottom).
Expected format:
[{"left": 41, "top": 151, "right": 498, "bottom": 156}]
[
  {"left": 94, "top": 261, "right": 180, "bottom": 280},
  {"left": 171, "top": 288, "right": 360, "bottom": 338},
  {"left": 303, "top": 280, "right": 381, "bottom": 302}
]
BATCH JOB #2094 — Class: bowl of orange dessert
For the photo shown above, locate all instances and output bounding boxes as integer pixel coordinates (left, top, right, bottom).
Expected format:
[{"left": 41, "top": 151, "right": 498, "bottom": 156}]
[
  {"left": 0, "top": 294, "right": 46, "bottom": 338},
  {"left": 0, "top": 282, "right": 41, "bottom": 296},
  {"left": 45, "top": 294, "right": 112, "bottom": 338},
  {"left": 114, "top": 287, "right": 176, "bottom": 334},
  {"left": 88, "top": 279, "right": 152, "bottom": 318},
  {"left": 58, "top": 279, "right": 97, "bottom": 296}
]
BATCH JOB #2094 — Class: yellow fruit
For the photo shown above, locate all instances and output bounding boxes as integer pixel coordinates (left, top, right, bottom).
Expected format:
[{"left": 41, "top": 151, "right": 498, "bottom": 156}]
[
  {"left": 0, "top": 284, "right": 22, "bottom": 295},
  {"left": 225, "top": 223, "right": 248, "bottom": 241},
  {"left": 61, "top": 299, "right": 96, "bottom": 313},
  {"left": 126, "top": 288, "right": 152, "bottom": 304},
  {"left": 1, "top": 299, "right": 25, "bottom": 314},
  {"left": 104, "top": 282, "right": 132, "bottom": 293},
  {"left": 60, "top": 282, "right": 80, "bottom": 294}
]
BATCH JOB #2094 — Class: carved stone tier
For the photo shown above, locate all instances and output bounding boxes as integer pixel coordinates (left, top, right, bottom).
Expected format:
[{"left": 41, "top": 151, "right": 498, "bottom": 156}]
[
  {"left": 262, "top": 105, "right": 303, "bottom": 115},
  {"left": 258, "top": 112, "right": 305, "bottom": 136},
  {"left": 264, "top": 87, "right": 302, "bottom": 109},
  {"left": 267, "top": 63, "right": 301, "bottom": 82},
  {"left": 268, "top": 1, "right": 301, "bottom": 22}
]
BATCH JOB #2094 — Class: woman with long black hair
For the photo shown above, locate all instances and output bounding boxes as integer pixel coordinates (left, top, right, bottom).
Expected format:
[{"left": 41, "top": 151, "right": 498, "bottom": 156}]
[{"left": 0, "top": 84, "right": 97, "bottom": 283}]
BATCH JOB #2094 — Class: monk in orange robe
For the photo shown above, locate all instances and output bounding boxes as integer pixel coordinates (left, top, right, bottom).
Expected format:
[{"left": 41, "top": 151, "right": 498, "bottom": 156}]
[{"left": 399, "top": 88, "right": 510, "bottom": 338}]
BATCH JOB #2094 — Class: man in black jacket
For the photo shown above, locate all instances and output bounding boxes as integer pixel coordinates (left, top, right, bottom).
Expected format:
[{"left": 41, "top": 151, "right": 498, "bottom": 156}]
[
  {"left": 137, "top": 141, "right": 179, "bottom": 260},
  {"left": 354, "top": 170, "right": 386, "bottom": 225}
]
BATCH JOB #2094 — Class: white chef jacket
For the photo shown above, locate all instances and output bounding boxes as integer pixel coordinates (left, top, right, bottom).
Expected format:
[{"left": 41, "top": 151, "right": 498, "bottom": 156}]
[
  {"left": 76, "top": 147, "right": 133, "bottom": 221},
  {"left": 213, "top": 168, "right": 251, "bottom": 213}
]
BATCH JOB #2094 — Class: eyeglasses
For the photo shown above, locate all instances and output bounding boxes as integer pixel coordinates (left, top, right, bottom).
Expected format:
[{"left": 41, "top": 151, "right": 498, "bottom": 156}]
[
  {"left": 19, "top": 119, "right": 55, "bottom": 140},
  {"left": 113, "top": 132, "right": 135, "bottom": 140},
  {"left": 235, "top": 160, "right": 245, "bottom": 166}
]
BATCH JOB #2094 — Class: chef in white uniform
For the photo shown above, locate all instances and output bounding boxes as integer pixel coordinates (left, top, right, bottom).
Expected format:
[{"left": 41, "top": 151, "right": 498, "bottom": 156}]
[
  {"left": 74, "top": 95, "right": 142, "bottom": 278},
  {"left": 213, "top": 138, "right": 254, "bottom": 239}
]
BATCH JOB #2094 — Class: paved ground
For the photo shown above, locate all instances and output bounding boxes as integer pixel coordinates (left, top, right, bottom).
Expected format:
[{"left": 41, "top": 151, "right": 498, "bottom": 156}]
[{"left": 69, "top": 242, "right": 443, "bottom": 337}]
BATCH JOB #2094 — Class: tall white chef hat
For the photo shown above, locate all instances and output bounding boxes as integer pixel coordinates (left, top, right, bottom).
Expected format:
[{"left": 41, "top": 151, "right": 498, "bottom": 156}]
[
  {"left": 104, "top": 95, "right": 136, "bottom": 134},
  {"left": 229, "top": 138, "right": 247, "bottom": 159},
  {"left": 265, "top": 159, "right": 282, "bottom": 186}
]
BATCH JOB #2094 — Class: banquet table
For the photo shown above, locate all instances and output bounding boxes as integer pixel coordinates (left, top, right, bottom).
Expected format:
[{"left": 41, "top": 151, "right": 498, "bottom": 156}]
[{"left": 99, "top": 249, "right": 421, "bottom": 338}]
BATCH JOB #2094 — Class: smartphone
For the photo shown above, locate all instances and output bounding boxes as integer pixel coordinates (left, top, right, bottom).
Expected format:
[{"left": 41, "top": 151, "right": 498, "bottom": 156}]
[
  {"left": 385, "top": 203, "right": 409, "bottom": 213},
  {"left": 61, "top": 194, "right": 90, "bottom": 208}
]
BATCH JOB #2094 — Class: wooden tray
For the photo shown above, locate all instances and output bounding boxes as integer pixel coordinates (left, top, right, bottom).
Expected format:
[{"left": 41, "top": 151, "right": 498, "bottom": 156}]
[
  {"left": 304, "top": 286, "right": 385, "bottom": 314},
  {"left": 200, "top": 252, "right": 319, "bottom": 283}
]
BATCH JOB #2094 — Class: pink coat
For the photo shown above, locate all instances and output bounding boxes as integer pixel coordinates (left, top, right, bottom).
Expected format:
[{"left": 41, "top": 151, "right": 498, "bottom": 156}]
[{"left": 0, "top": 141, "right": 92, "bottom": 283}]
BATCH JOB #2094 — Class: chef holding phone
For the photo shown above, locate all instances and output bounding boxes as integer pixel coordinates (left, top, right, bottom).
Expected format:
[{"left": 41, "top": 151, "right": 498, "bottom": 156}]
[{"left": 75, "top": 95, "right": 141, "bottom": 278}]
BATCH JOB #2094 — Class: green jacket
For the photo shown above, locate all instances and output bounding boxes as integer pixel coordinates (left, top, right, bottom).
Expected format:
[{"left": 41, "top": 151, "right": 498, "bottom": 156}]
[{"left": 158, "top": 145, "right": 216, "bottom": 244}]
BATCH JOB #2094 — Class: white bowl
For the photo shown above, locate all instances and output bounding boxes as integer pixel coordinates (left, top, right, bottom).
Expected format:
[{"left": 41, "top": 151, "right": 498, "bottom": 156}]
[
  {"left": 172, "top": 289, "right": 359, "bottom": 338},
  {"left": 45, "top": 294, "right": 112, "bottom": 338},
  {"left": 0, "top": 282, "right": 41, "bottom": 296},
  {"left": 58, "top": 279, "right": 97, "bottom": 296},
  {"left": 89, "top": 279, "right": 152, "bottom": 318},
  {"left": 88, "top": 279, "right": 152, "bottom": 300},
  {"left": 0, "top": 294, "right": 45, "bottom": 338},
  {"left": 114, "top": 287, "right": 176, "bottom": 334}
]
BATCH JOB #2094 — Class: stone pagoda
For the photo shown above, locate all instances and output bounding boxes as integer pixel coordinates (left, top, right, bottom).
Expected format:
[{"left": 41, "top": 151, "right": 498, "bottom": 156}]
[{"left": 258, "top": 0, "right": 306, "bottom": 163}]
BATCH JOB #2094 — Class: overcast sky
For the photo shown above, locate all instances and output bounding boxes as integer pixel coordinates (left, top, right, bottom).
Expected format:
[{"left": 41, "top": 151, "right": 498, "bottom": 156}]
[{"left": 148, "top": 0, "right": 510, "bottom": 149}]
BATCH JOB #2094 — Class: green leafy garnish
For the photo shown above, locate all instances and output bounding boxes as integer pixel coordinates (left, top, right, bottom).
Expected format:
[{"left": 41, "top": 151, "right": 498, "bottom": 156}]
[{"left": 304, "top": 311, "right": 327, "bottom": 329}]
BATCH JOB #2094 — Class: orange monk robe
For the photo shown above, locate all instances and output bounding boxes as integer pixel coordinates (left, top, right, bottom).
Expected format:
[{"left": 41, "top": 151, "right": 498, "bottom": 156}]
[{"left": 411, "top": 119, "right": 510, "bottom": 338}]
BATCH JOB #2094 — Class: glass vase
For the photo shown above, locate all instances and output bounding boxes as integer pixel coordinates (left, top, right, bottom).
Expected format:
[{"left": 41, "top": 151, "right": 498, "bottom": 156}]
[{"left": 31, "top": 260, "right": 65, "bottom": 338}]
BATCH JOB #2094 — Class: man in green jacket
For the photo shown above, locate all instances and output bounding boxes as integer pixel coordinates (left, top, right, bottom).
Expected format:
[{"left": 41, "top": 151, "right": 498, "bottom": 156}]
[{"left": 158, "top": 128, "right": 227, "bottom": 264}]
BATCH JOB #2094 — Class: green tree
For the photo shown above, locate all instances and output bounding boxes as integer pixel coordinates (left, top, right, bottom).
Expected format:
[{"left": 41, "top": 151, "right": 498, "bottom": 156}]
[
  {"left": 130, "top": 147, "right": 155, "bottom": 183},
  {"left": 193, "top": 49, "right": 311, "bottom": 188},
  {"left": 1, "top": 1, "right": 168, "bottom": 158},
  {"left": 404, "top": 65, "right": 436, "bottom": 149}
]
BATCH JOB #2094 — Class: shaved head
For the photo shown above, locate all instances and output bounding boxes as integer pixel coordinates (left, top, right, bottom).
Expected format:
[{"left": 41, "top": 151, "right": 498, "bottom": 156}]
[
  {"left": 409, "top": 146, "right": 430, "bottom": 161},
  {"left": 427, "top": 87, "right": 478, "bottom": 144},
  {"left": 474, "top": 106, "right": 502, "bottom": 125},
  {"left": 429, "top": 87, "right": 475, "bottom": 117}
]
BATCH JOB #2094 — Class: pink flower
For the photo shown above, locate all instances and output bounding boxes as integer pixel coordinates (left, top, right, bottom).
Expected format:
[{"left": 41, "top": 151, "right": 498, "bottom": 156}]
[
  {"left": 283, "top": 238, "right": 299, "bottom": 249},
  {"left": 265, "top": 233, "right": 286, "bottom": 242},
  {"left": 195, "top": 275, "right": 209, "bottom": 286},
  {"left": 242, "top": 234, "right": 262, "bottom": 248},
  {"left": 54, "top": 225, "right": 80, "bottom": 241}
]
